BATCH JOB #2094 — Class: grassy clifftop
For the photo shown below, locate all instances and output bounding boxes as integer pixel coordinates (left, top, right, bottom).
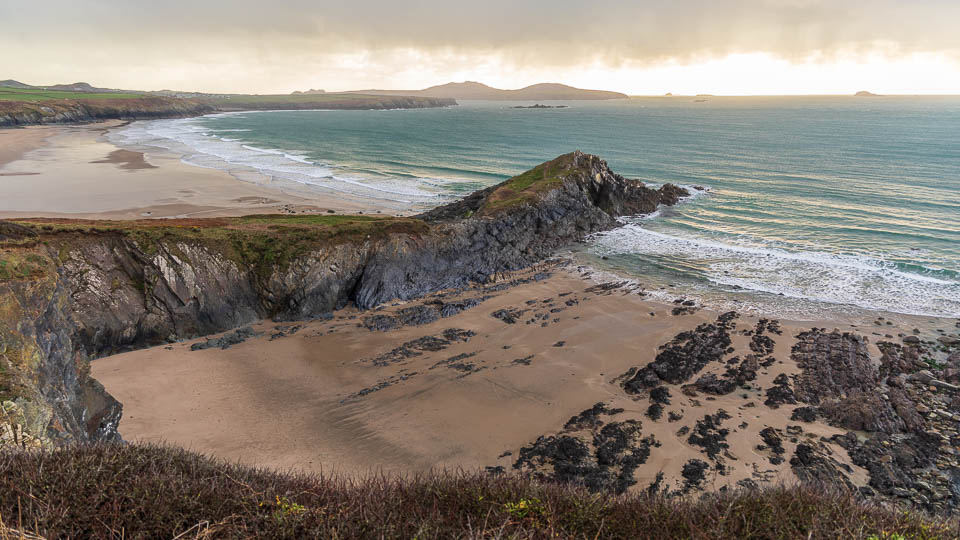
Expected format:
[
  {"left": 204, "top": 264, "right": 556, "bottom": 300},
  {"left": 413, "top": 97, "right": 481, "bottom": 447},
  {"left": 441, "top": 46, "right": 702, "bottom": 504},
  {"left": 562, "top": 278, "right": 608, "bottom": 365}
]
[
  {"left": 0, "top": 87, "right": 145, "bottom": 102},
  {"left": 480, "top": 153, "right": 579, "bottom": 214},
  {"left": 0, "top": 215, "right": 428, "bottom": 283},
  {"left": 0, "top": 94, "right": 214, "bottom": 127}
]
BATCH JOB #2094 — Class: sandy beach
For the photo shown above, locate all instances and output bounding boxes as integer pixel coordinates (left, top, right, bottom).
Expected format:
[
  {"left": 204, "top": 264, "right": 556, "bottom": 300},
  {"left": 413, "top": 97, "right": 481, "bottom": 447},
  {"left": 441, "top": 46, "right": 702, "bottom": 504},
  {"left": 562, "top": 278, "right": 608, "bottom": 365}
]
[
  {"left": 93, "top": 262, "right": 956, "bottom": 492},
  {"left": 0, "top": 122, "right": 384, "bottom": 219},
  {"left": 6, "top": 118, "right": 958, "bottom": 500}
]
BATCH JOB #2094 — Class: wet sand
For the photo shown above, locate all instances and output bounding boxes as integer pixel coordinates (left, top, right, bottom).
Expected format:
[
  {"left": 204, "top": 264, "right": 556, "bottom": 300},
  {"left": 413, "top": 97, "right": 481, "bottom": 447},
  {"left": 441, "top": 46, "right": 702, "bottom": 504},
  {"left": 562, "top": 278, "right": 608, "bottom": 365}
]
[
  {"left": 0, "top": 125, "right": 56, "bottom": 169},
  {"left": 90, "top": 264, "right": 954, "bottom": 491},
  {"left": 0, "top": 122, "right": 382, "bottom": 219}
]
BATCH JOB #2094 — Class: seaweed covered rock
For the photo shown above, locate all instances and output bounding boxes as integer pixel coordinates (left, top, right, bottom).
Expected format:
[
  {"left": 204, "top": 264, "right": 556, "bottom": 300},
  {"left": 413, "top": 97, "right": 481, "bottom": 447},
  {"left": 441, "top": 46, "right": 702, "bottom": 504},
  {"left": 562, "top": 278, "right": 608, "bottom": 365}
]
[
  {"left": 622, "top": 312, "right": 739, "bottom": 393},
  {"left": 791, "top": 329, "right": 877, "bottom": 404},
  {"left": 512, "top": 403, "right": 660, "bottom": 494},
  {"left": 819, "top": 393, "right": 906, "bottom": 434},
  {"left": 764, "top": 374, "right": 797, "bottom": 408},
  {"left": 790, "top": 443, "right": 854, "bottom": 490}
]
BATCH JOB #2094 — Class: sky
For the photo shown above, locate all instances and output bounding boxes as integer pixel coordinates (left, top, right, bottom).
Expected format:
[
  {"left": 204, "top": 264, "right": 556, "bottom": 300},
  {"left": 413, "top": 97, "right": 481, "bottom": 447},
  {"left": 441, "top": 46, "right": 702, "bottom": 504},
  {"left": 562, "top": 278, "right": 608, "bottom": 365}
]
[{"left": 2, "top": 0, "right": 959, "bottom": 95}]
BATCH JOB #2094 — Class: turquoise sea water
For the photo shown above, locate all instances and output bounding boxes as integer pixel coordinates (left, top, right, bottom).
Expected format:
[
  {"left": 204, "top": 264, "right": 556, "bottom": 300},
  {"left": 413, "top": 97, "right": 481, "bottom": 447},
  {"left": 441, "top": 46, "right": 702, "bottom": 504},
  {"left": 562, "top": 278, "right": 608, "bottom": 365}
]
[{"left": 112, "top": 97, "right": 960, "bottom": 319}]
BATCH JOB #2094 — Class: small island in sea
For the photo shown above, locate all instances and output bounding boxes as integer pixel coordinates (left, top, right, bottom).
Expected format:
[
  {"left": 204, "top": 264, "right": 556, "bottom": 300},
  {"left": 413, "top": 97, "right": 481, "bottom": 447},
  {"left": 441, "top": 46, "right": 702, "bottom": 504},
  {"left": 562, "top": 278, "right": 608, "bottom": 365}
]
[{"left": 510, "top": 103, "right": 569, "bottom": 109}]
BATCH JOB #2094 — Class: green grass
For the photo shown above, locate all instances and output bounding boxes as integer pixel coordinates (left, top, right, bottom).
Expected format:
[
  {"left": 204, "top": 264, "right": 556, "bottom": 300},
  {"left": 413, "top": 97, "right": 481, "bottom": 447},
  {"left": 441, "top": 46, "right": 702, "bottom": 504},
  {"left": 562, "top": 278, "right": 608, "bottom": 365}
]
[
  {"left": 480, "top": 153, "right": 578, "bottom": 214},
  {"left": 3, "top": 215, "right": 428, "bottom": 282},
  {"left": 0, "top": 251, "right": 49, "bottom": 281},
  {"left": 0, "top": 87, "right": 143, "bottom": 102},
  {"left": 0, "top": 443, "right": 955, "bottom": 539}
]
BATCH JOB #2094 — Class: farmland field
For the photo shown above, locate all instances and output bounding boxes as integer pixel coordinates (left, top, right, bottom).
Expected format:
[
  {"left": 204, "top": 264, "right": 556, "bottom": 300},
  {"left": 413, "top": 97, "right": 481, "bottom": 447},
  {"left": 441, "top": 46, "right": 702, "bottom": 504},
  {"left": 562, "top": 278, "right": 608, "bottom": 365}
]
[{"left": 0, "top": 87, "right": 144, "bottom": 101}]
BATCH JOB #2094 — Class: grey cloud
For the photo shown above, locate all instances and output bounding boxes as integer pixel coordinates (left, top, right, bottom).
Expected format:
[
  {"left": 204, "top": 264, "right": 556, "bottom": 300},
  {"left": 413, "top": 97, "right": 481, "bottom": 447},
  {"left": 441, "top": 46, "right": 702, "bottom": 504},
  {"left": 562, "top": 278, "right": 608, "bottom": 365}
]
[
  {"left": 2, "top": 0, "right": 958, "bottom": 91},
  {"left": 4, "top": 0, "right": 959, "bottom": 59}
]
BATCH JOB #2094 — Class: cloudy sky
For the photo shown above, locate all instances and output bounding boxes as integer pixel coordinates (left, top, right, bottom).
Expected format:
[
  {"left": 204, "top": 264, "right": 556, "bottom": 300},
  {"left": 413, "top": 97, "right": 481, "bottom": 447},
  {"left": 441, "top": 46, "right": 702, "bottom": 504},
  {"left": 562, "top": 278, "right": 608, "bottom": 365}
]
[{"left": 3, "top": 0, "right": 959, "bottom": 95}]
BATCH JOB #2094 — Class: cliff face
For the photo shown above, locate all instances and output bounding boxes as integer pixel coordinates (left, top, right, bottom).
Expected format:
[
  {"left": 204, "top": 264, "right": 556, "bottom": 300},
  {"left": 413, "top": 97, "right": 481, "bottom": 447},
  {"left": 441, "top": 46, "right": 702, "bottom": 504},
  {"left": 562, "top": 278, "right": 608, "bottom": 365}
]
[
  {"left": 0, "top": 97, "right": 215, "bottom": 127},
  {"left": 0, "top": 95, "right": 454, "bottom": 128},
  {"left": 0, "top": 152, "right": 686, "bottom": 446}
]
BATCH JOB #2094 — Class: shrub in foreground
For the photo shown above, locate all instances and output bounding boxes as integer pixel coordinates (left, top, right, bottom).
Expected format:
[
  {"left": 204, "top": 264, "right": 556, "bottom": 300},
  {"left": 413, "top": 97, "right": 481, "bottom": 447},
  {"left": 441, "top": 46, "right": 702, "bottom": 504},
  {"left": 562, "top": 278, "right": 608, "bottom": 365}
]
[{"left": 0, "top": 443, "right": 955, "bottom": 539}]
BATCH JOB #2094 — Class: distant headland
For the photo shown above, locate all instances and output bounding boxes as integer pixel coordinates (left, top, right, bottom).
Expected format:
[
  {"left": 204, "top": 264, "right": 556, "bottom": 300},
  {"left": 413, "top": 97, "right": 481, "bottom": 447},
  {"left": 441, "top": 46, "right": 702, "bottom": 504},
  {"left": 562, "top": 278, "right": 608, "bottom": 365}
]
[
  {"left": 0, "top": 79, "right": 456, "bottom": 127},
  {"left": 855, "top": 90, "right": 881, "bottom": 97},
  {"left": 343, "top": 81, "right": 628, "bottom": 101}
]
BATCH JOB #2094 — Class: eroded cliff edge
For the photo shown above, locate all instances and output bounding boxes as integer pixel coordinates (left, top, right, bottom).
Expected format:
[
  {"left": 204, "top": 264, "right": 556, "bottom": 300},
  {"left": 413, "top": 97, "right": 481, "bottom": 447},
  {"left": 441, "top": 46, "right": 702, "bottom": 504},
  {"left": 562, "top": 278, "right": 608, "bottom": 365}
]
[
  {"left": 0, "top": 96, "right": 215, "bottom": 127},
  {"left": 0, "top": 152, "right": 687, "bottom": 446}
]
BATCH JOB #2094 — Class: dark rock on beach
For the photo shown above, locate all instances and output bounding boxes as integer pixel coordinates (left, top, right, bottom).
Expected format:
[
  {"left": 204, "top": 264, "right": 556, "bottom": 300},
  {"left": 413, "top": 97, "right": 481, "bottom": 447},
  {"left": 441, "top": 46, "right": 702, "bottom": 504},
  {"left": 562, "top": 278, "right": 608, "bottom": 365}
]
[
  {"left": 512, "top": 403, "right": 660, "bottom": 494},
  {"left": 790, "top": 406, "right": 818, "bottom": 422},
  {"left": 491, "top": 307, "right": 527, "bottom": 324},
  {"left": 791, "top": 329, "right": 877, "bottom": 404},
  {"left": 790, "top": 443, "right": 854, "bottom": 490},
  {"left": 764, "top": 374, "right": 797, "bottom": 408},
  {"left": 190, "top": 327, "right": 260, "bottom": 351},
  {"left": 687, "top": 411, "right": 731, "bottom": 460},
  {"left": 622, "top": 312, "right": 739, "bottom": 393}
]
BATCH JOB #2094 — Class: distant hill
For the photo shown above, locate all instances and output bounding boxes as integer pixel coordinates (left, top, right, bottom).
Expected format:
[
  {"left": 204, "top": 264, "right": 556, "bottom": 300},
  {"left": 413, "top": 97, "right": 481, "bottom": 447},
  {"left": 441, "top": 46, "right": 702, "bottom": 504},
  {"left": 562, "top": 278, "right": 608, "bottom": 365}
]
[
  {"left": 855, "top": 90, "right": 881, "bottom": 97},
  {"left": 292, "top": 89, "right": 326, "bottom": 95},
  {"left": 45, "top": 82, "right": 103, "bottom": 92},
  {"left": 345, "top": 81, "right": 628, "bottom": 100},
  {"left": 0, "top": 79, "right": 132, "bottom": 94},
  {"left": 0, "top": 79, "right": 33, "bottom": 89}
]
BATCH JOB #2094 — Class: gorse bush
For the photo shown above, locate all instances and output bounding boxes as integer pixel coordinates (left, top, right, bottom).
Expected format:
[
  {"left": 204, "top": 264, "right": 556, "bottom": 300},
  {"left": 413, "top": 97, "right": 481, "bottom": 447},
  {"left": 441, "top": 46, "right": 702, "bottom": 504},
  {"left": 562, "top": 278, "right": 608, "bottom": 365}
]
[{"left": 0, "top": 443, "right": 955, "bottom": 539}]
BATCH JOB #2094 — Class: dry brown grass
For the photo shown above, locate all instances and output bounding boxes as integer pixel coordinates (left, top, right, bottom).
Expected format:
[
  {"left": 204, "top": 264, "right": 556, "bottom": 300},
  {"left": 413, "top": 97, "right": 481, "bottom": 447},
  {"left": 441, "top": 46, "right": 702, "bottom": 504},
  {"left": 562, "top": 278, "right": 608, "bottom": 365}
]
[{"left": 0, "top": 443, "right": 956, "bottom": 539}]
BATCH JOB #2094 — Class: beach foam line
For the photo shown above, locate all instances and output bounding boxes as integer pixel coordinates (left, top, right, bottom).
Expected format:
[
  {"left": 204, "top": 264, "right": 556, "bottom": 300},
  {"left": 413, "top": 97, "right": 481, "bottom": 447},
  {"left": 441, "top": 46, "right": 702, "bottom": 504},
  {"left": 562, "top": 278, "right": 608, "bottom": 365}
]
[
  {"left": 108, "top": 118, "right": 452, "bottom": 206},
  {"left": 590, "top": 224, "right": 960, "bottom": 318}
]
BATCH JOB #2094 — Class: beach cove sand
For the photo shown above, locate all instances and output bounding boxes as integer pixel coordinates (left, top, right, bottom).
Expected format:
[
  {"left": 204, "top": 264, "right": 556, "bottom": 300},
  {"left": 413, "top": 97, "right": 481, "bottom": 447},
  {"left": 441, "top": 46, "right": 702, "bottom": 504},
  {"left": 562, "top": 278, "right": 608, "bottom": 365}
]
[
  {"left": 92, "top": 262, "right": 956, "bottom": 492},
  {"left": 0, "top": 122, "right": 382, "bottom": 219}
]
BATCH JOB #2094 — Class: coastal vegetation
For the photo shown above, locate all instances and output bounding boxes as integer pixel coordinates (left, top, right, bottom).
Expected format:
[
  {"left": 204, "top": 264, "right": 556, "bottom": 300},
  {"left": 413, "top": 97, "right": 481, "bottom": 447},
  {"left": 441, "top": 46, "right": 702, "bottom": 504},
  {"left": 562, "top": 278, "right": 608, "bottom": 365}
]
[
  {"left": 0, "top": 443, "right": 954, "bottom": 539},
  {"left": 480, "top": 153, "right": 575, "bottom": 214},
  {"left": 1, "top": 214, "right": 428, "bottom": 281},
  {"left": 0, "top": 87, "right": 144, "bottom": 101}
]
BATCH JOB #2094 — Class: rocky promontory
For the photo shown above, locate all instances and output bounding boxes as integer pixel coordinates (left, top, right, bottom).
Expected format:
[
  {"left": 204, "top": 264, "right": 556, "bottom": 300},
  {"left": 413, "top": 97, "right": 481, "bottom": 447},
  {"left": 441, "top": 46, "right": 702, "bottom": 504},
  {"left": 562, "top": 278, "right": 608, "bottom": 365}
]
[
  {"left": 0, "top": 152, "right": 687, "bottom": 447},
  {"left": 0, "top": 96, "right": 215, "bottom": 127}
]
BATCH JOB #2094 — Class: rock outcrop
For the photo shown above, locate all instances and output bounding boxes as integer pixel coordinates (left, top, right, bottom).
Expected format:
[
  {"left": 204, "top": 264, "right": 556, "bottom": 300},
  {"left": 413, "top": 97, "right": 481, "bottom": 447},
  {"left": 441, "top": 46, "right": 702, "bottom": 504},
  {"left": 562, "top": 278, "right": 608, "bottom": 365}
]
[{"left": 0, "top": 152, "right": 686, "bottom": 446}]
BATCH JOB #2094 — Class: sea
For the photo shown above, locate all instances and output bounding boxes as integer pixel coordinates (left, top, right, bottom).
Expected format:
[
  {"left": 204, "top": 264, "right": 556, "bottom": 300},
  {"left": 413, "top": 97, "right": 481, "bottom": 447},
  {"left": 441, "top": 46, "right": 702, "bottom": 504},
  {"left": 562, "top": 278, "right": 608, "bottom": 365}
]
[{"left": 109, "top": 97, "right": 960, "bottom": 321}]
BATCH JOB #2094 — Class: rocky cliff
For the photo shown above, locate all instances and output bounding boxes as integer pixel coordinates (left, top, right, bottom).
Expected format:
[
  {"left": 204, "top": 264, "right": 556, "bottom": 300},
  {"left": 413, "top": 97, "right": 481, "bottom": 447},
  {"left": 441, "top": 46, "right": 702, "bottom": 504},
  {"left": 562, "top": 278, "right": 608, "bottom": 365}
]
[
  {"left": 0, "top": 96, "right": 215, "bottom": 127},
  {"left": 0, "top": 152, "right": 687, "bottom": 447}
]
